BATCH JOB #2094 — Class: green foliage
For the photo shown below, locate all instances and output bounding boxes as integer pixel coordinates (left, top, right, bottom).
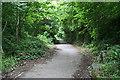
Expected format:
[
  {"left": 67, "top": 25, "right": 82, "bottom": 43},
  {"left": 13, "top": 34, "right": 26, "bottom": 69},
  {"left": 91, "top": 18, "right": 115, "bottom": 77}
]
[
  {"left": 2, "top": 37, "right": 49, "bottom": 73},
  {"left": 105, "top": 45, "right": 120, "bottom": 62},
  {"left": 91, "top": 45, "right": 120, "bottom": 78},
  {"left": 2, "top": 2, "right": 120, "bottom": 78},
  {"left": 98, "top": 61, "right": 120, "bottom": 78},
  {"left": 2, "top": 2, "right": 60, "bottom": 74},
  {"left": 37, "top": 34, "right": 53, "bottom": 44},
  {"left": 0, "top": 53, "right": 2, "bottom": 70},
  {"left": 2, "top": 56, "right": 18, "bottom": 73},
  {"left": 3, "top": 35, "right": 17, "bottom": 56},
  {"left": 16, "top": 37, "right": 48, "bottom": 58},
  {"left": 58, "top": 2, "right": 120, "bottom": 78},
  {"left": 60, "top": 2, "right": 120, "bottom": 45}
]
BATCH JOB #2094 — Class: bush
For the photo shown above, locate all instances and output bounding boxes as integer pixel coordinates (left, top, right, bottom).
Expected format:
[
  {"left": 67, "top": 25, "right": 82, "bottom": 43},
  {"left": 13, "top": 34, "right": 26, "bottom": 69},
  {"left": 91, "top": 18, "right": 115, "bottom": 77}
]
[
  {"left": 98, "top": 61, "right": 120, "bottom": 78},
  {"left": 2, "top": 56, "right": 19, "bottom": 73},
  {"left": 2, "top": 37, "right": 49, "bottom": 74},
  {"left": 92, "top": 45, "right": 120, "bottom": 78},
  {"left": 3, "top": 35, "right": 17, "bottom": 56},
  {"left": 36, "top": 34, "right": 53, "bottom": 44},
  {"left": 16, "top": 37, "right": 48, "bottom": 60}
]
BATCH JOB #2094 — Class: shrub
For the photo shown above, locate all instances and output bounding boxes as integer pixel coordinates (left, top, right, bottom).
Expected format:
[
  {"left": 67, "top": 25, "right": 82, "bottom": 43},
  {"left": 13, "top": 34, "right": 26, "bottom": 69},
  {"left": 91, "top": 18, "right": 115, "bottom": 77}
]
[
  {"left": 2, "top": 37, "right": 49, "bottom": 74},
  {"left": 16, "top": 37, "right": 48, "bottom": 60},
  {"left": 92, "top": 45, "right": 120, "bottom": 78},
  {"left": 98, "top": 61, "right": 120, "bottom": 78},
  {"left": 2, "top": 56, "right": 18, "bottom": 73}
]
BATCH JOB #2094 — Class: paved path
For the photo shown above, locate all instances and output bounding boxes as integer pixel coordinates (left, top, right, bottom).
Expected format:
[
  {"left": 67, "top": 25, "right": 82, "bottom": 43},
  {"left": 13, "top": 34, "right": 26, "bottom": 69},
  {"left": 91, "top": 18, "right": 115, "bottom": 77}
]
[{"left": 20, "top": 44, "right": 82, "bottom": 78}]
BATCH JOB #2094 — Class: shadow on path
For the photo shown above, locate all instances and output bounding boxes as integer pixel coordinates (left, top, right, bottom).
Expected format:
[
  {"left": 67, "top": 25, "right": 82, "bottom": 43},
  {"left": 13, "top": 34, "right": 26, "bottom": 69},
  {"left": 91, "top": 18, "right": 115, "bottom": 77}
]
[{"left": 20, "top": 44, "right": 82, "bottom": 78}]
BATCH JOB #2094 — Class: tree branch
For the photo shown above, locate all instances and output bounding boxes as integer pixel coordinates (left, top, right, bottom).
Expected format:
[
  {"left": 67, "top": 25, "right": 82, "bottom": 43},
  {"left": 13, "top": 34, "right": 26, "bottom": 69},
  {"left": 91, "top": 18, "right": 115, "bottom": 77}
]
[{"left": 2, "top": 21, "right": 7, "bottom": 33}]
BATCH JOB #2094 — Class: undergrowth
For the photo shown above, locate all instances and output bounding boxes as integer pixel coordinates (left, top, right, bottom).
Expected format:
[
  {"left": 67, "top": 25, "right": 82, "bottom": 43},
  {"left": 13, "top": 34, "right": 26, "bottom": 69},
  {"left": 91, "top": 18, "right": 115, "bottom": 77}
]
[
  {"left": 89, "top": 44, "right": 120, "bottom": 78},
  {"left": 73, "top": 41, "right": 120, "bottom": 78},
  {"left": 2, "top": 36, "right": 50, "bottom": 74}
]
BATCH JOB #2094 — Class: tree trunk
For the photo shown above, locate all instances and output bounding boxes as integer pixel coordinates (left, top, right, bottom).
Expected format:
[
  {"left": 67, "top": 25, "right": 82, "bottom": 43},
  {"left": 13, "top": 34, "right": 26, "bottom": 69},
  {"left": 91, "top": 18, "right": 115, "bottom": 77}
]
[
  {"left": 16, "top": 12, "right": 19, "bottom": 45},
  {"left": 0, "top": 2, "right": 3, "bottom": 53}
]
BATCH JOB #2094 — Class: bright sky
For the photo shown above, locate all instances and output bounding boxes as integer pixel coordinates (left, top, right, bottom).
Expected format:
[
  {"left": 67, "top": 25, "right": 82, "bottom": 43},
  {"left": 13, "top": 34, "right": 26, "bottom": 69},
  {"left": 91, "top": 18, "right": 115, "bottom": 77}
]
[{"left": 51, "top": 1, "right": 59, "bottom": 5}]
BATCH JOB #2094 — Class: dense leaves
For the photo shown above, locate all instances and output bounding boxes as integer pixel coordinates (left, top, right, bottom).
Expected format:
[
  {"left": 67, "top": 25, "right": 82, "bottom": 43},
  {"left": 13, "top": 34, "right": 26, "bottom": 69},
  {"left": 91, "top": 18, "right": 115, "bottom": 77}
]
[
  {"left": 2, "top": 2, "right": 59, "bottom": 55},
  {"left": 60, "top": 2, "right": 120, "bottom": 45},
  {"left": 59, "top": 2, "right": 120, "bottom": 78},
  {"left": 2, "top": 2, "right": 120, "bottom": 78},
  {"left": 2, "top": 2, "right": 60, "bottom": 73}
]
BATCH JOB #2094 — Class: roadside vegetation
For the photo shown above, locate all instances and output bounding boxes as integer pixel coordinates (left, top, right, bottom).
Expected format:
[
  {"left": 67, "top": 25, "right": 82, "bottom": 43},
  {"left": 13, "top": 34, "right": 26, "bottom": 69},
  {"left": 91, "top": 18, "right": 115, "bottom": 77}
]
[
  {"left": 2, "top": 2, "right": 61, "bottom": 74},
  {"left": 2, "top": 2, "right": 120, "bottom": 78},
  {"left": 61, "top": 2, "right": 120, "bottom": 78}
]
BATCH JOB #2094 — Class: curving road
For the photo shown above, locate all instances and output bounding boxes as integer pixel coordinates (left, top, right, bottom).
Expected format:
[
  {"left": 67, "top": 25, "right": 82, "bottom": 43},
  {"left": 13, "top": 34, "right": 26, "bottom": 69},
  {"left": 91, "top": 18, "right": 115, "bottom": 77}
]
[{"left": 20, "top": 44, "right": 82, "bottom": 78}]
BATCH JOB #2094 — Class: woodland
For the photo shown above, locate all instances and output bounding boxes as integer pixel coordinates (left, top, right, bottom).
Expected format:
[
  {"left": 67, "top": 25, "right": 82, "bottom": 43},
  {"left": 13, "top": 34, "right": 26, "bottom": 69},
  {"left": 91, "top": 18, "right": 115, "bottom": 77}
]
[{"left": 1, "top": 2, "right": 120, "bottom": 78}]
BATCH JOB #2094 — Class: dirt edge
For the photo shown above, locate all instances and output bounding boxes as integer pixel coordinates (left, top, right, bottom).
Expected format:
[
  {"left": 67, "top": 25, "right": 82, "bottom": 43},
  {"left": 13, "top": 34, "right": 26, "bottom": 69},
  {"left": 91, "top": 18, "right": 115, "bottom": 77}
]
[{"left": 73, "top": 54, "right": 94, "bottom": 78}]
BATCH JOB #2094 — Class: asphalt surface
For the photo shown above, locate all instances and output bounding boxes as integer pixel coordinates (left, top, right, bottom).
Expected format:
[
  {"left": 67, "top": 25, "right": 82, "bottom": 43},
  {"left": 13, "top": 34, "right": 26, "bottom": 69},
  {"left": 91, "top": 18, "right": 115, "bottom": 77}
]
[{"left": 20, "top": 44, "right": 82, "bottom": 78}]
